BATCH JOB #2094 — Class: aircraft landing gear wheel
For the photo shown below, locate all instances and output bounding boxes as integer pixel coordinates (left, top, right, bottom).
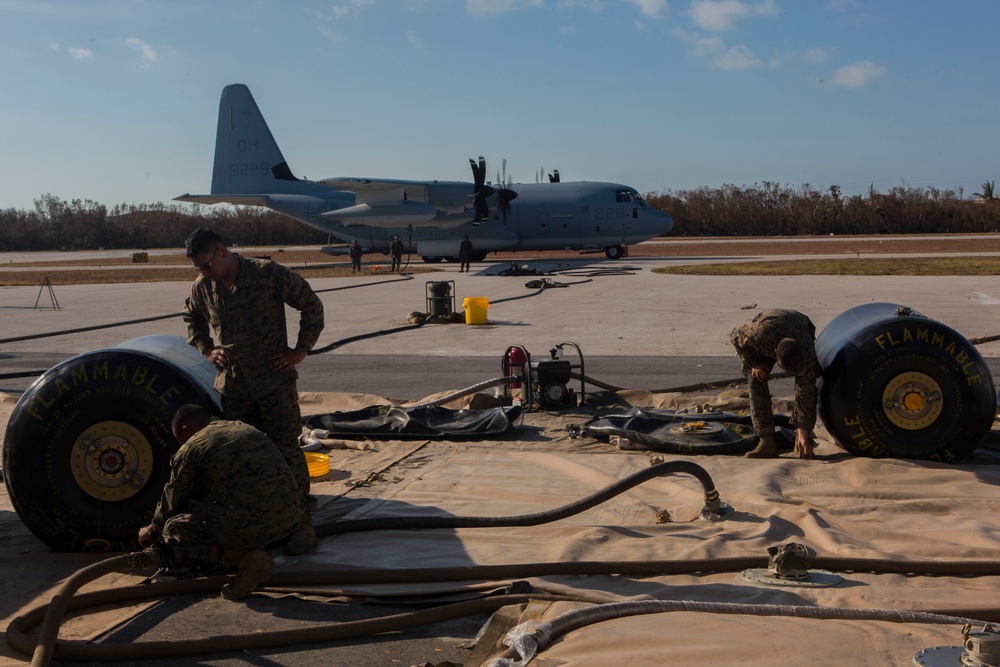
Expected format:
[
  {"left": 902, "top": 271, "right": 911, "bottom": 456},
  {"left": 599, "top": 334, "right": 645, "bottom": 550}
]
[
  {"left": 421, "top": 256, "right": 443, "bottom": 263},
  {"left": 605, "top": 245, "right": 624, "bottom": 260},
  {"left": 472, "top": 251, "right": 488, "bottom": 262}
]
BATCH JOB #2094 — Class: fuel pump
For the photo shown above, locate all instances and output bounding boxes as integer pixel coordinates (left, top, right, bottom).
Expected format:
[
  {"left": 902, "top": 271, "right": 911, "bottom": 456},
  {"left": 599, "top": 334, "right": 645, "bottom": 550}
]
[{"left": 500, "top": 342, "right": 585, "bottom": 410}]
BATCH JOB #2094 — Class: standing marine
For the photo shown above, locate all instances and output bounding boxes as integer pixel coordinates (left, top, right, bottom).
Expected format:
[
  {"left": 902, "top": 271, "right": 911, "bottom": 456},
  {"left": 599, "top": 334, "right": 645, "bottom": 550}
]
[
  {"left": 349, "top": 239, "right": 363, "bottom": 272},
  {"left": 390, "top": 235, "right": 404, "bottom": 272},
  {"left": 458, "top": 235, "right": 473, "bottom": 273},
  {"left": 730, "top": 308, "right": 820, "bottom": 459},
  {"left": 182, "top": 227, "right": 325, "bottom": 554}
]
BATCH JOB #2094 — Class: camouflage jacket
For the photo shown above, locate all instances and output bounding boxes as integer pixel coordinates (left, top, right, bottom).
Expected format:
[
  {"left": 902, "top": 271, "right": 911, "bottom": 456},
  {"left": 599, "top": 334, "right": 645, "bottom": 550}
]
[
  {"left": 151, "top": 418, "right": 302, "bottom": 533},
  {"left": 184, "top": 255, "right": 324, "bottom": 400},
  {"left": 730, "top": 308, "right": 820, "bottom": 429}
]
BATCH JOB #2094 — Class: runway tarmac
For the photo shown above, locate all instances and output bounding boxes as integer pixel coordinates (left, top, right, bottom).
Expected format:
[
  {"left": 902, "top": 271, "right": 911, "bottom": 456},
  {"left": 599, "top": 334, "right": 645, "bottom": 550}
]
[{"left": 3, "top": 246, "right": 1000, "bottom": 399}]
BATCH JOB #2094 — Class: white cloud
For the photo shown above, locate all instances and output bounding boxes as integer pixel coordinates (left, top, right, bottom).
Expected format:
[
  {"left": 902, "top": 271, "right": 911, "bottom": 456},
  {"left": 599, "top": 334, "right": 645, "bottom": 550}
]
[
  {"left": 123, "top": 37, "right": 157, "bottom": 64},
  {"left": 672, "top": 27, "right": 766, "bottom": 69},
  {"left": 687, "top": 0, "right": 778, "bottom": 32},
  {"left": 330, "top": 0, "right": 375, "bottom": 18},
  {"left": 714, "top": 43, "right": 762, "bottom": 69},
  {"left": 625, "top": 0, "right": 669, "bottom": 19},
  {"left": 831, "top": 60, "right": 885, "bottom": 88},
  {"left": 672, "top": 28, "right": 720, "bottom": 56},
  {"left": 466, "top": 0, "right": 543, "bottom": 17},
  {"left": 318, "top": 24, "right": 345, "bottom": 43},
  {"left": 48, "top": 40, "right": 60, "bottom": 51},
  {"left": 802, "top": 47, "right": 833, "bottom": 64},
  {"left": 557, "top": 0, "right": 604, "bottom": 8},
  {"left": 405, "top": 31, "right": 425, "bottom": 48},
  {"left": 68, "top": 47, "right": 94, "bottom": 60}
]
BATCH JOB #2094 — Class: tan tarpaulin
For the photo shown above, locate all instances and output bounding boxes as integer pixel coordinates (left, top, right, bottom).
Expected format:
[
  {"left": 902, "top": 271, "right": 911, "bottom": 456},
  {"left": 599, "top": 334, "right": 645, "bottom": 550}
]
[{"left": 2, "top": 389, "right": 998, "bottom": 666}]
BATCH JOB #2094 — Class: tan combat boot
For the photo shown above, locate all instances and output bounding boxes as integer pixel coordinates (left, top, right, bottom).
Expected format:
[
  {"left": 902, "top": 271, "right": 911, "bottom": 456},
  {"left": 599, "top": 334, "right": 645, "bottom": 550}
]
[
  {"left": 283, "top": 515, "right": 318, "bottom": 556},
  {"left": 220, "top": 549, "right": 276, "bottom": 600},
  {"left": 744, "top": 438, "right": 779, "bottom": 458}
]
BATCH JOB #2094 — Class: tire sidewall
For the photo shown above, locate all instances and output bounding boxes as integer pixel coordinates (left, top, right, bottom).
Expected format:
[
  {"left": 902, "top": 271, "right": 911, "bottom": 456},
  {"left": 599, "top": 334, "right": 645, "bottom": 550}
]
[
  {"left": 820, "top": 321, "right": 994, "bottom": 461},
  {"left": 2, "top": 350, "right": 216, "bottom": 552}
]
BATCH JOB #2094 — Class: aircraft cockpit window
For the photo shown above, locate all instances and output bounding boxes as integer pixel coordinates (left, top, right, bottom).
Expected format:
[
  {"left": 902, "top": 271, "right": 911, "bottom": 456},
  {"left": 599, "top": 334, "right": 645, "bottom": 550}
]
[{"left": 615, "top": 188, "right": 641, "bottom": 203}]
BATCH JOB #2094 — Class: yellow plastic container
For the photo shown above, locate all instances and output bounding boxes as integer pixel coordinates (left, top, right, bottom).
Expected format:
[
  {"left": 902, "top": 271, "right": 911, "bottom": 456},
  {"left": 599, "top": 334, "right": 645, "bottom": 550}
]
[
  {"left": 463, "top": 296, "right": 490, "bottom": 324},
  {"left": 304, "top": 452, "right": 330, "bottom": 478}
]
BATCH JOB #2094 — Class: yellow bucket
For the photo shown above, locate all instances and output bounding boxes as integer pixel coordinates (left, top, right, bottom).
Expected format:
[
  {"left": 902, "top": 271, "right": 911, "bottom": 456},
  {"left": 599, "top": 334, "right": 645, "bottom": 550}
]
[
  {"left": 304, "top": 452, "right": 330, "bottom": 478},
  {"left": 463, "top": 297, "right": 489, "bottom": 325}
]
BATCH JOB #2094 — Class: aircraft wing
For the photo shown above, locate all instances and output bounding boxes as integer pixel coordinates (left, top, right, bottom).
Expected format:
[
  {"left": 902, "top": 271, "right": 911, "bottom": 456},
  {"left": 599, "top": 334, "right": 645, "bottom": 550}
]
[
  {"left": 175, "top": 194, "right": 273, "bottom": 206},
  {"left": 318, "top": 177, "right": 476, "bottom": 227},
  {"left": 318, "top": 177, "right": 441, "bottom": 194}
]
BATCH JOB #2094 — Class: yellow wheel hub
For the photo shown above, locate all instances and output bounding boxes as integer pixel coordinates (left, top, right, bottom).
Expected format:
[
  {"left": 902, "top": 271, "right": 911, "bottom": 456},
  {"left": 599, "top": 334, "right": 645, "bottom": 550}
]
[
  {"left": 70, "top": 421, "right": 154, "bottom": 501},
  {"left": 881, "top": 372, "right": 944, "bottom": 430}
]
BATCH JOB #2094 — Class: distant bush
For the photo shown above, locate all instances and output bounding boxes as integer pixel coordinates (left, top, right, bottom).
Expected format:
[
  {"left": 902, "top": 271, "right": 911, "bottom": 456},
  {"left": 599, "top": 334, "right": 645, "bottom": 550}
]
[
  {"left": 645, "top": 182, "right": 1000, "bottom": 237},
  {"left": 0, "top": 195, "right": 326, "bottom": 252}
]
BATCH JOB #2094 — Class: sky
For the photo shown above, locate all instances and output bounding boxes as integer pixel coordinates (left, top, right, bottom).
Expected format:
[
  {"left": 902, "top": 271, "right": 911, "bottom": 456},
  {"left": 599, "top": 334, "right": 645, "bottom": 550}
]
[{"left": 1, "top": 0, "right": 998, "bottom": 212}]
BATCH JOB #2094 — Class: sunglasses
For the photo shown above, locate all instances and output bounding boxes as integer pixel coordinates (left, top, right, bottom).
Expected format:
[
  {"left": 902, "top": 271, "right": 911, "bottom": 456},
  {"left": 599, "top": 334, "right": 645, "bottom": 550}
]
[{"left": 193, "top": 247, "right": 221, "bottom": 271}]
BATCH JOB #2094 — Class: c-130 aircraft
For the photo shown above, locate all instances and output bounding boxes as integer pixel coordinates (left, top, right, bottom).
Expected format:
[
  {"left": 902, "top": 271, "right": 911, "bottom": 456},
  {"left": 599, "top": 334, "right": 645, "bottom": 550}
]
[{"left": 176, "top": 84, "right": 673, "bottom": 263}]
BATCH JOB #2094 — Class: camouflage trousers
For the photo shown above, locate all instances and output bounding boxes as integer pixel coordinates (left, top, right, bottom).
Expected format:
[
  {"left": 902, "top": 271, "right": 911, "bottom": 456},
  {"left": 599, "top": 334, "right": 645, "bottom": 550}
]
[
  {"left": 161, "top": 502, "right": 298, "bottom": 564},
  {"left": 742, "top": 363, "right": 776, "bottom": 445},
  {"left": 222, "top": 383, "right": 314, "bottom": 512}
]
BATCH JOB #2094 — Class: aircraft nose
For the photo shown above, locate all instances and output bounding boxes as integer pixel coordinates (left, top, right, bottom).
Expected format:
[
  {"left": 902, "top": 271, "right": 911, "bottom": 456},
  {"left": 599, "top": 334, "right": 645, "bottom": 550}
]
[{"left": 653, "top": 209, "right": 673, "bottom": 235}]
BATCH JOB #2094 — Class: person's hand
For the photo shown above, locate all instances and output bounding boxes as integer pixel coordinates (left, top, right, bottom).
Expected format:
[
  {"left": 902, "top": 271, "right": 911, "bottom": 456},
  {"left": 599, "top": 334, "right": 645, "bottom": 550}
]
[
  {"left": 750, "top": 364, "right": 770, "bottom": 382},
  {"left": 271, "top": 348, "right": 307, "bottom": 372},
  {"left": 794, "top": 427, "right": 814, "bottom": 460},
  {"left": 138, "top": 524, "right": 159, "bottom": 548},
  {"left": 205, "top": 346, "right": 230, "bottom": 372}
]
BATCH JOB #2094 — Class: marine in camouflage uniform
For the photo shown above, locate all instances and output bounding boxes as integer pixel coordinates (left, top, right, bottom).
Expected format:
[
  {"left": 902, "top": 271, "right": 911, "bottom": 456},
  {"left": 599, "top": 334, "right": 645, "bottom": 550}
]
[
  {"left": 135, "top": 405, "right": 302, "bottom": 599},
  {"left": 458, "top": 235, "right": 473, "bottom": 272},
  {"left": 182, "top": 228, "right": 324, "bottom": 553},
  {"left": 730, "top": 308, "right": 820, "bottom": 459},
  {"left": 349, "top": 239, "right": 363, "bottom": 272},
  {"left": 390, "top": 235, "right": 404, "bottom": 271},
  {"left": 149, "top": 416, "right": 302, "bottom": 564}
]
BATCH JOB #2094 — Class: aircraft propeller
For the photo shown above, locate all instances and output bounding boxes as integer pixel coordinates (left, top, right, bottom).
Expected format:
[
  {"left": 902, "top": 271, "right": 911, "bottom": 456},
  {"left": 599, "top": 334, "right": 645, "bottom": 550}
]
[
  {"left": 494, "top": 158, "right": 518, "bottom": 223},
  {"left": 469, "top": 156, "right": 495, "bottom": 224},
  {"left": 469, "top": 156, "right": 517, "bottom": 224},
  {"left": 537, "top": 167, "right": 560, "bottom": 183}
]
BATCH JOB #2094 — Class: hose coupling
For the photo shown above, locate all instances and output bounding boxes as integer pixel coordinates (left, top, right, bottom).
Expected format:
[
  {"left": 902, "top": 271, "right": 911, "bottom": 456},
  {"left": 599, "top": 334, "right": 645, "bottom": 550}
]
[
  {"left": 767, "top": 542, "right": 816, "bottom": 580},
  {"left": 125, "top": 546, "right": 169, "bottom": 570},
  {"left": 963, "top": 623, "right": 1000, "bottom": 667},
  {"left": 698, "top": 498, "right": 734, "bottom": 523}
]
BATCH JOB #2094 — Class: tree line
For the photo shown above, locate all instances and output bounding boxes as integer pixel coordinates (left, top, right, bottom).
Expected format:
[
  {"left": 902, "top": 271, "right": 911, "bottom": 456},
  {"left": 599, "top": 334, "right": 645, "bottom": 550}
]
[
  {"left": 0, "top": 194, "right": 327, "bottom": 252},
  {"left": 645, "top": 181, "right": 1000, "bottom": 237},
  {"left": 1, "top": 183, "right": 999, "bottom": 252}
]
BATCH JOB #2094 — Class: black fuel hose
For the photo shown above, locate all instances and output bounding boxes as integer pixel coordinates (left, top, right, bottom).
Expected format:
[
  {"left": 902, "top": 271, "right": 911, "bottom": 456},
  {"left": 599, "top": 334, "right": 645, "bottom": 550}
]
[
  {"left": 308, "top": 322, "right": 426, "bottom": 355},
  {"left": 495, "top": 600, "right": 991, "bottom": 667},
  {"left": 12, "top": 556, "right": 1000, "bottom": 664},
  {"left": 315, "top": 459, "right": 728, "bottom": 538}
]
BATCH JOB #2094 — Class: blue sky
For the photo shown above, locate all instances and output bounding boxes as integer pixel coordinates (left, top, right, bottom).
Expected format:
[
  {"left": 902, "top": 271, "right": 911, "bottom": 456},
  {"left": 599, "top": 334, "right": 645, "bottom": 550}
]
[{"left": 1, "top": 0, "right": 998, "bottom": 212}]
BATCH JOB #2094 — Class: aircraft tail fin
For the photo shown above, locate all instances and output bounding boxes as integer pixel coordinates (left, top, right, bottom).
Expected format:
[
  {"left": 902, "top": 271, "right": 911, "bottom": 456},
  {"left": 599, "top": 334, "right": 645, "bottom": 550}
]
[{"left": 211, "top": 84, "right": 301, "bottom": 195}]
